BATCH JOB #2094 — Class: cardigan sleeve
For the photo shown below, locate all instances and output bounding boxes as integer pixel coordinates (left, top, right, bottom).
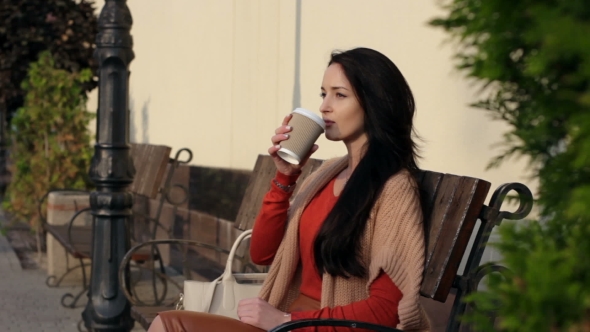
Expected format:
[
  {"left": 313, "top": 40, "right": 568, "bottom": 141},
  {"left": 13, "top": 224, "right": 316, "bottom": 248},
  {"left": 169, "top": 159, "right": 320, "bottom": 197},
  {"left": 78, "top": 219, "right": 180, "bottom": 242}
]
[
  {"left": 250, "top": 171, "right": 300, "bottom": 265},
  {"left": 290, "top": 271, "right": 402, "bottom": 332},
  {"left": 368, "top": 171, "right": 430, "bottom": 331}
]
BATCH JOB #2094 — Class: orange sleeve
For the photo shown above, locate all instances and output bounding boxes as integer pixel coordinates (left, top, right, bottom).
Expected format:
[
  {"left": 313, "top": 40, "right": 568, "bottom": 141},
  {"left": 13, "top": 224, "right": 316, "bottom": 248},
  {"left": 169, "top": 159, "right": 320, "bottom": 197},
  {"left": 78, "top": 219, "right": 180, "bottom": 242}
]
[
  {"left": 289, "top": 271, "right": 402, "bottom": 332},
  {"left": 250, "top": 171, "right": 300, "bottom": 265}
]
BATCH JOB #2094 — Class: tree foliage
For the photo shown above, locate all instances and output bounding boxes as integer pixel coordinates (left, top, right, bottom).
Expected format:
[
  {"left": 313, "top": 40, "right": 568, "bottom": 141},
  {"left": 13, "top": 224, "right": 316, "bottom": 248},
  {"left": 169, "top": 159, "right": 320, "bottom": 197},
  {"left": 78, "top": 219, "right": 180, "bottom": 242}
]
[
  {"left": 0, "top": 0, "right": 97, "bottom": 120},
  {"left": 3, "top": 52, "right": 94, "bottom": 227},
  {"left": 431, "top": 0, "right": 590, "bottom": 330}
]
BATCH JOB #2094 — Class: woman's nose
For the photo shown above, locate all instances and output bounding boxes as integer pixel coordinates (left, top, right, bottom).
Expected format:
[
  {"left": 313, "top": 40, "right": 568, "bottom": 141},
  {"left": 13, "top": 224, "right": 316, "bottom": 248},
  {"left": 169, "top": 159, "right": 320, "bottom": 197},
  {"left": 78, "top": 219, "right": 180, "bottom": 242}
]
[{"left": 320, "top": 99, "right": 331, "bottom": 114}]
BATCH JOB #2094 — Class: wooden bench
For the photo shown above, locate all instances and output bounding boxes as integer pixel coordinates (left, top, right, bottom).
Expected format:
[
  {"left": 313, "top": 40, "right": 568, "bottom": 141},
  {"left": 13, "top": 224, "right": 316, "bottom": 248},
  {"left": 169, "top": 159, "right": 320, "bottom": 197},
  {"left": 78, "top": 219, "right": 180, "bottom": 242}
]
[
  {"left": 40, "top": 143, "right": 192, "bottom": 308},
  {"left": 121, "top": 158, "right": 533, "bottom": 331},
  {"left": 270, "top": 171, "right": 533, "bottom": 332}
]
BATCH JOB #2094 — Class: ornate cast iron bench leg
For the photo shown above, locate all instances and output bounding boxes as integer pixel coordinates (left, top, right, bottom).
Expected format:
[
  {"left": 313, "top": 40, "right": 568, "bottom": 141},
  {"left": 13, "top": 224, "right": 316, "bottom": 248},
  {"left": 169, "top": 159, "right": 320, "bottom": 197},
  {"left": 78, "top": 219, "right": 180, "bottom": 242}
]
[{"left": 61, "top": 284, "right": 89, "bottom": 309}]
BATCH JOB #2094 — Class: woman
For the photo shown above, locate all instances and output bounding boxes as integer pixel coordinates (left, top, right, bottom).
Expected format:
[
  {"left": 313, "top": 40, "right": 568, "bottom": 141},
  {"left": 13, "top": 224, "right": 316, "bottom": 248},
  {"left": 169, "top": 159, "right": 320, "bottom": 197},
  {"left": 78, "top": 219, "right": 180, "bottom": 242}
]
[{"left": 149, "top": 47, "right": 430, "bottom": 332}]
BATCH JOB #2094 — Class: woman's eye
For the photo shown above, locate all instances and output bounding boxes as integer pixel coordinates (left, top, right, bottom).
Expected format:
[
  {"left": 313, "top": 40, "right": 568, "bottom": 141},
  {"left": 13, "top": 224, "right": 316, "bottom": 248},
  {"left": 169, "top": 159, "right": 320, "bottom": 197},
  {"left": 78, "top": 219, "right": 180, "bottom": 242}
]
[
  {"left": 320, "top": 92, "right": 326, "bottom": 98},
  {"left": 336, "top": 93, "right": 346, "bottom": 98}
]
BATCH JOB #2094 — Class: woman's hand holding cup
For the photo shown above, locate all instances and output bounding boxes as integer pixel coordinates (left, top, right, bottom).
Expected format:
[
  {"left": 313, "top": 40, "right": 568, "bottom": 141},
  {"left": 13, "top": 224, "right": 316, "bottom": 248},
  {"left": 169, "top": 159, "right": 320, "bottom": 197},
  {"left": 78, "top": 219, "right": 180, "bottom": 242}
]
[{"left": 269, "top": 114, "right": 319, "bottom": 176}]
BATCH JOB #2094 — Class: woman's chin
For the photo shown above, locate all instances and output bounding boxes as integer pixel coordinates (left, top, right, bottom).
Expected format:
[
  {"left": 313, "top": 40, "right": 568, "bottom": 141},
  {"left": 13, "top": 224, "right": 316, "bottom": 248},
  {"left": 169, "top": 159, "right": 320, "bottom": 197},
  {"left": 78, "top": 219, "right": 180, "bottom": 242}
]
[{"left": 324, "top": 132, "right": 340, "bottom": 142}]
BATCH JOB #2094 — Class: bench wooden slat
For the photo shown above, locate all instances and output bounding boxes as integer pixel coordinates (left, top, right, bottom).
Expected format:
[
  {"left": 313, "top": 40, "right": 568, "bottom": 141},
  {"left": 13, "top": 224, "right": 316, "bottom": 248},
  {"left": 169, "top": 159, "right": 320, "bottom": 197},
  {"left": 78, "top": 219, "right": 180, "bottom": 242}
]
[
  {"left": 129, "top": 144, "right": 172, "bottom": 199},
  {"left": 419, "top": 172, "right": 491, "bottom": 301},
  {"left": 234, "top": 156, "right": 277, "bottom": 231},
  {"left": 423, "top": 174, "right": 462, "bottom": 270},
  {"left": 417, "top": 171, "right": 443, "bottom": 226}
]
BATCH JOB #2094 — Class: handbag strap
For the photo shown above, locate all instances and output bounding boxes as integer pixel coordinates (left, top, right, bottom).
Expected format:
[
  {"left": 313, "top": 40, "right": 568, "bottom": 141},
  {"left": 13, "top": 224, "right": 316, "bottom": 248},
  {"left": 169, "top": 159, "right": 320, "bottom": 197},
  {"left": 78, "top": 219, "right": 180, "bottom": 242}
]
[{"left": 222, "top": 229, "right": 252, "bottom": 281}]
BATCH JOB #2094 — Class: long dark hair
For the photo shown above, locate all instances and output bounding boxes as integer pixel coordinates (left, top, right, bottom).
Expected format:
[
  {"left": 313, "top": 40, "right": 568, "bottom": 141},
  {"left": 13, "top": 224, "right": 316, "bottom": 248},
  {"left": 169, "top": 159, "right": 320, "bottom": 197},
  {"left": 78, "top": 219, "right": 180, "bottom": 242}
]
[{"left": 314, "top": 48, "right": 420, "bottom": 278}]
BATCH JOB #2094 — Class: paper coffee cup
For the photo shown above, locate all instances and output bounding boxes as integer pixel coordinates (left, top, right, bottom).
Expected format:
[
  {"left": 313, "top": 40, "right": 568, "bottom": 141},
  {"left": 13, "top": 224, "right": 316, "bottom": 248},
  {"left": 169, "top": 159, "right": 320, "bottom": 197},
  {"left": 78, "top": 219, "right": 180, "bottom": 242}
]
[{"left": 277, "top": 108, "right": 325, "bottom": 165}]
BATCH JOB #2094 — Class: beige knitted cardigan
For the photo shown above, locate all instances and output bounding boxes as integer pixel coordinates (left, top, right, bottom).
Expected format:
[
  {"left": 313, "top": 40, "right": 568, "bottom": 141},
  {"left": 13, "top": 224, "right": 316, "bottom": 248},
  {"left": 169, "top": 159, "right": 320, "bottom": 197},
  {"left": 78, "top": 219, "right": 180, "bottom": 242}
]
[{"left": 258, "top": 156, "right": 430, "bottom": 331}]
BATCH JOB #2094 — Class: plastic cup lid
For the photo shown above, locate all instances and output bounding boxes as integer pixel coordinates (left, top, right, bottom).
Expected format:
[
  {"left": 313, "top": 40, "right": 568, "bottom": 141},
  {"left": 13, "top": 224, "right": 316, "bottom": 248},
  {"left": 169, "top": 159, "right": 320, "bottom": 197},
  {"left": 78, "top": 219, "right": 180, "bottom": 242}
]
[{"left": 292, "top": 108, "right": 325, "bottom": 131}]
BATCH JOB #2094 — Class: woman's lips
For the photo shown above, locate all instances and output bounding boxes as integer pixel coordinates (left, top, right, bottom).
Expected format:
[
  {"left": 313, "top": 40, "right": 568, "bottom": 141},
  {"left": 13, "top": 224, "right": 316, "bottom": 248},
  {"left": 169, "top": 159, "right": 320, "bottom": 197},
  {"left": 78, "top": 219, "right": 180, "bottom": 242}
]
[{"left": 324, "top": 120, "right": 334, "bottom": 127}]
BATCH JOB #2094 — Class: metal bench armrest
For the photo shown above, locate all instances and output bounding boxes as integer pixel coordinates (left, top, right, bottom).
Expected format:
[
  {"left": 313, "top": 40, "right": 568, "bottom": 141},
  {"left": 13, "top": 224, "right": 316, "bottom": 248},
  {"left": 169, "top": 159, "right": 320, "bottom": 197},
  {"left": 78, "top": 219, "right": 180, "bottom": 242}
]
[{"left": 269, "top": 319, "right": 403, "bottom": 332}]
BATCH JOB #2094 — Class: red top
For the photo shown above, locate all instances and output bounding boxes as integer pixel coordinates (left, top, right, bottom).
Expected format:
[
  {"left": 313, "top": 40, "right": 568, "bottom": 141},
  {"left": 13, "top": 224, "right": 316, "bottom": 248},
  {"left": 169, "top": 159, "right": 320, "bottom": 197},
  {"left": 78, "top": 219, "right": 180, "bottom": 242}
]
[{"left": 251, "top": 172, "right": 403, "bottom": 331}]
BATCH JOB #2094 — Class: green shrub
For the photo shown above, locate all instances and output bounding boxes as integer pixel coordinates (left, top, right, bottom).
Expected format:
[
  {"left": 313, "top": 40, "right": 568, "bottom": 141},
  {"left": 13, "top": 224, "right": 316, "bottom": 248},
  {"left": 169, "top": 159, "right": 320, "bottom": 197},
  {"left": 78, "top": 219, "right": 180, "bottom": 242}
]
[
  {"left": 431, "top": 0, "right": 590, "bottom": 330},
  {"left": 0, "top": 0, "right": 97, "bottom": 194},
  {"left": 3, "top": 52, "right": 94, "bottom": 227}
]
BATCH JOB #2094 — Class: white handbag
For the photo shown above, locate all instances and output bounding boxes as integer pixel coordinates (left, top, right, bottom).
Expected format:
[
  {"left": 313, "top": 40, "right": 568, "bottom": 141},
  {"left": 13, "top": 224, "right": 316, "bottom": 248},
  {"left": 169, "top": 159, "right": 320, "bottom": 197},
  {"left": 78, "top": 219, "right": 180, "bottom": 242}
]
[{"left": 180, "top": 229, "right": 267, "bottom": 319}]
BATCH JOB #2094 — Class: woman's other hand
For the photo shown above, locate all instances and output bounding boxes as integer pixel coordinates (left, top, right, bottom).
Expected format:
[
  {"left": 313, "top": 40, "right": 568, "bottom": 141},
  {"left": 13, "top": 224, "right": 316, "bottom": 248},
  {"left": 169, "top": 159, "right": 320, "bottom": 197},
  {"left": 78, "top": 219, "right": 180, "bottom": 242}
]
[
  {"left": 237, "top": 297, "right": 291, "bottom": 330},
  {"left": 269, "top": 114, "right": 319, "bottom": 176}
]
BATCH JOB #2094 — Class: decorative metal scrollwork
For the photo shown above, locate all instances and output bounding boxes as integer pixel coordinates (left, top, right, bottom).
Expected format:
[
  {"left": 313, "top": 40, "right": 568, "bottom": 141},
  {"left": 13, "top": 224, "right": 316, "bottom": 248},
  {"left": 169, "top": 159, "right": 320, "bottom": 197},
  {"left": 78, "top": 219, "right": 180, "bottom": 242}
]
[
  {"left": 482, "top": 182, "right": 534, "bottom": 226},
  {"left": 447, "top": 182, "right": 534, "bottom": 331}
]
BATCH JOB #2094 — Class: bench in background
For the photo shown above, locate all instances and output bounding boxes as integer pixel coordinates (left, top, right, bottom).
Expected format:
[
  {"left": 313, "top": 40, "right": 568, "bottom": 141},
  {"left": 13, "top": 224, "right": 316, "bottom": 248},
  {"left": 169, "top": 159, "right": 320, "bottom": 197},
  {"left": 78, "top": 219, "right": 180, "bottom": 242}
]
[{"left": 41, "top": 143, "right": 192, "bottom": 308}]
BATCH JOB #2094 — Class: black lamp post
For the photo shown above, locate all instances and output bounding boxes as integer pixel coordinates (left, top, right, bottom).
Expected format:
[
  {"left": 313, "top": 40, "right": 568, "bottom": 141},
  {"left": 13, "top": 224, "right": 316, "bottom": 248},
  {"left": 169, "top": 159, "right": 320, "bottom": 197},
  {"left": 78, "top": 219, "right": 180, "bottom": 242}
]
[{"left": 82, "top": 0, "right": 135, "bottom": 330}]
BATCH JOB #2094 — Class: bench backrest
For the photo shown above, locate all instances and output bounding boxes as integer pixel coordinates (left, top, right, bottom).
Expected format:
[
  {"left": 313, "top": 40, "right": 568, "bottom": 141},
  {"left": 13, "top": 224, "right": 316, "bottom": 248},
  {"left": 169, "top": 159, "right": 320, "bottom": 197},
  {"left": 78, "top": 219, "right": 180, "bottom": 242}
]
[
  {"left": 236, "top": 155, "right": 324, "bottom": 231},
  {"left": 416, "top": 170, "right": 491, "bottom": 302},
  {"left": 129, "top": 143, "right": 192, "bottom": 243},
  {"left": 187, "top": 166, "right": 252, "bottom": 221},
  {"left": 235, "top": 159, "right": 492, "bottom": 302},
  {"left": 232, "top": 163, "right": 492, "bottom": 303},
  {"left": 235, "top": 160, "right": 492, "bottom": 301},
  {"left": 129, "top": 143, "right": 172, "bottom": 199}
]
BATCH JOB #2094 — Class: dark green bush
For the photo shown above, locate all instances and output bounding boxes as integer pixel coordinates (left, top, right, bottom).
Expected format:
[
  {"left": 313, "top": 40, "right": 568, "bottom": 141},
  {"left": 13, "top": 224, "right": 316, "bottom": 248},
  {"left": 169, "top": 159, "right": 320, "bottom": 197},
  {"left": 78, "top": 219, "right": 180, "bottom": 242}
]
[
  {"left": 0, "top": 0, "right": 98, "bottom": 117},
  {"left": 431, "top": 1, "right": 590, "bottom": 330}
]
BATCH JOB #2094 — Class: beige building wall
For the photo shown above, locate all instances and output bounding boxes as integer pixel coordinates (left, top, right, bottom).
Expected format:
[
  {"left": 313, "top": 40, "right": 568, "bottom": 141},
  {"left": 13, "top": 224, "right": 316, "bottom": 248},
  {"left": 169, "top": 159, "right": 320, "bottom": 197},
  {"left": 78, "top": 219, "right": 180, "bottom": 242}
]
[{"left": 88, "top": 0, "right": 537, "bottom": 204}]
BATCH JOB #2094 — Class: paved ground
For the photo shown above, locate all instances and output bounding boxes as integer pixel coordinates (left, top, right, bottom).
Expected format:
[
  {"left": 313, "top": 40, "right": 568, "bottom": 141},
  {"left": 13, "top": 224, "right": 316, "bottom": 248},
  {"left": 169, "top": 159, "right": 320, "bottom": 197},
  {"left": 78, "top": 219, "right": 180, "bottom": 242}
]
[
  {"left": 0, "top": 210, "right": 143, "bottom": 332},
  {"left": 0, "top": 226, "right": 85, "bottom": 331}
]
